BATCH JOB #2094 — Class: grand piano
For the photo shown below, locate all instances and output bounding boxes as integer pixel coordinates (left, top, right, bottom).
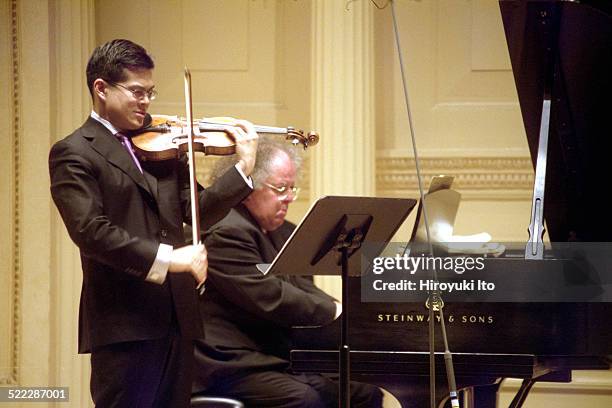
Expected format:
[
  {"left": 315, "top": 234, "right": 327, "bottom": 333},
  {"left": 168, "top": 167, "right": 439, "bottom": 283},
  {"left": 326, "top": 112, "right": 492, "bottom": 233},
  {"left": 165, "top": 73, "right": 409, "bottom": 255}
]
[{"left": 290, "top": 1, "right": 612, "bottom": 407}]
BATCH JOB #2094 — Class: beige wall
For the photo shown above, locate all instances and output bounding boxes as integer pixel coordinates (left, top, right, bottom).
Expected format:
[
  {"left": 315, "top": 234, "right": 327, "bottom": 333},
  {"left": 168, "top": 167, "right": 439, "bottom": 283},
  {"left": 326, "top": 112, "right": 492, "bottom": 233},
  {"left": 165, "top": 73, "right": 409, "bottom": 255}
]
[{"left": 1, "top": 0, "right": 610, "bottom": 406}]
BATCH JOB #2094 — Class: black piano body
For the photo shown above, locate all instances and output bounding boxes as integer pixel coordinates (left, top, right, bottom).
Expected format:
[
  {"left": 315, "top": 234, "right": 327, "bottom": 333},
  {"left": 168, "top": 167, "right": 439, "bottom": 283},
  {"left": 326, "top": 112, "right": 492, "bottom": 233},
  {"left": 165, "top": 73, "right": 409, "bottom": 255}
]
[
  {"left": 291, "top": 274, "right": 610, "bottom": 407},
  {"left": 290, "top": 1, "right": 612, "bottom": 407}
]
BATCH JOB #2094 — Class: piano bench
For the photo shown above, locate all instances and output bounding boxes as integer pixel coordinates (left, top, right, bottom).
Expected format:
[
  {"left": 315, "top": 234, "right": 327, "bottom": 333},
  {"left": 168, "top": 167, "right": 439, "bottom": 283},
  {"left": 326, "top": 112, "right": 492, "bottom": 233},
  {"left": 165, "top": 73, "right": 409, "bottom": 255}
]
[{"left": 190, "top": 394, "right": 244, "bottom": 408}]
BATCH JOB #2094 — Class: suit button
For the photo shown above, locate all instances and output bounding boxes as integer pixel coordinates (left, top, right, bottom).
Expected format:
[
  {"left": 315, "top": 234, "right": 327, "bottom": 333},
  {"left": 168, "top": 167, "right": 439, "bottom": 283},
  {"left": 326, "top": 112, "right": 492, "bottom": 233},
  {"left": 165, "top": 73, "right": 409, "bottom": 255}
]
[{"left": 160, "top": 229, "right": 168, "bottom": 238}]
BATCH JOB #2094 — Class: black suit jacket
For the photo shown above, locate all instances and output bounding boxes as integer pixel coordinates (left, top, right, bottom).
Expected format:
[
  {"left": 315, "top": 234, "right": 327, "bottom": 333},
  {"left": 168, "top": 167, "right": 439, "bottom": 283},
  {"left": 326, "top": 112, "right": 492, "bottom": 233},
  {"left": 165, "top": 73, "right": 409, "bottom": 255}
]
[
  {"left": 193, "top": 205, "right": 338, "bottom": 391},
  {"left": 49, "top": 117, "right": 251, "bottom": 353}
]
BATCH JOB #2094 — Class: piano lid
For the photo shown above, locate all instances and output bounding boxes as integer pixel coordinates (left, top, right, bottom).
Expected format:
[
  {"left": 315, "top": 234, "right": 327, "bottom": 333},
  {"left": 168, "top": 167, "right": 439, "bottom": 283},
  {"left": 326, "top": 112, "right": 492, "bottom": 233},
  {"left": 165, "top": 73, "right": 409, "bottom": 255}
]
[{"left": 499, "top": 0, "right": 612, "bottom": 242}]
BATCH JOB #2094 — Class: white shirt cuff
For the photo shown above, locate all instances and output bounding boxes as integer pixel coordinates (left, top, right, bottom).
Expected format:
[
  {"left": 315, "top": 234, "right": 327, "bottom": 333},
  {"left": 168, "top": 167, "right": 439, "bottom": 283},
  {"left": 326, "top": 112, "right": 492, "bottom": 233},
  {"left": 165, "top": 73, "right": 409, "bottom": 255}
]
[
  {"left": 146, "top": 243, "right": 172, "bottom": 284},
  {"left": 234, "top": 163, "right": 254, "bottom": 189}
]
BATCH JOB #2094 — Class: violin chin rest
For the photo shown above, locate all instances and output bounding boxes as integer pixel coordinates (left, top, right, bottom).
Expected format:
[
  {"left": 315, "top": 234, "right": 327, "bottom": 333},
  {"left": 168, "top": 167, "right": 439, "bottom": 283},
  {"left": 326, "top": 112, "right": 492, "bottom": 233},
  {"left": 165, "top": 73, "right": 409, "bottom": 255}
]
[{"left": 143, "top": 113, "right": 153, "bottom": 128}]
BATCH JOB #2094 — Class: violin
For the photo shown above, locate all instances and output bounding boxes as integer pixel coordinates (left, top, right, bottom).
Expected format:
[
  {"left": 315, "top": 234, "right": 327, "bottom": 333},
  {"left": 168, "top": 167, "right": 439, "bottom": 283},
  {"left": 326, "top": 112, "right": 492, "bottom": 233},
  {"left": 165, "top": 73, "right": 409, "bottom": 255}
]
[{"left": 128, "top": 113, "right": 320, "bottom": 161}]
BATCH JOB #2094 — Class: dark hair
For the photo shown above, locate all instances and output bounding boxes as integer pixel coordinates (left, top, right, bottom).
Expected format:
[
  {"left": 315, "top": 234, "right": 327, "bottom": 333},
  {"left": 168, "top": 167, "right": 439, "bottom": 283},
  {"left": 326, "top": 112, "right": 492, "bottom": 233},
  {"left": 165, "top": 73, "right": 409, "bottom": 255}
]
[{"left": 86, "top": 39, "right": 154, "bottom": 97}]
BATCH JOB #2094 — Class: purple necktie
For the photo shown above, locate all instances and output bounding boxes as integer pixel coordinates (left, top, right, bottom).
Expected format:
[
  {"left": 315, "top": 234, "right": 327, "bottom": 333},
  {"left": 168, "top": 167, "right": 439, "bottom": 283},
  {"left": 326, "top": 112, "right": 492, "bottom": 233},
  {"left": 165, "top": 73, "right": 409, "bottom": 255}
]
[{"left": 116, "top": 133, "right": 143, "bottom": 173}]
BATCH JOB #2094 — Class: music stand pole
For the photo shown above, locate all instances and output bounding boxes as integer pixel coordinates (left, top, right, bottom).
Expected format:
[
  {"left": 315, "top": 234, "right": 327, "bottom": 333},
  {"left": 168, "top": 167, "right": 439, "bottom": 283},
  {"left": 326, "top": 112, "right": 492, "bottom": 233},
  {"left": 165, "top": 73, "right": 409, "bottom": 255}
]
[
  {"left": 340, "top": 246, "right": 350, "bottom": 408},
  {"left": 336, "top": 228, "right": 367, "bottom": 408},
  {"left": 311, "top": 214, "right": 371, "bottom": 408}
]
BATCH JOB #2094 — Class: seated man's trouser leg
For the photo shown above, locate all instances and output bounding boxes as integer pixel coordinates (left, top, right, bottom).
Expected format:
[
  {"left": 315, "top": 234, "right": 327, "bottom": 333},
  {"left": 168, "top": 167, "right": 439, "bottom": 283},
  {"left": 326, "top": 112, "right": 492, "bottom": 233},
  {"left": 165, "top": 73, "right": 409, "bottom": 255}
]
[{"left": 205, "top": 369, "right": 383, "bottom": 408}]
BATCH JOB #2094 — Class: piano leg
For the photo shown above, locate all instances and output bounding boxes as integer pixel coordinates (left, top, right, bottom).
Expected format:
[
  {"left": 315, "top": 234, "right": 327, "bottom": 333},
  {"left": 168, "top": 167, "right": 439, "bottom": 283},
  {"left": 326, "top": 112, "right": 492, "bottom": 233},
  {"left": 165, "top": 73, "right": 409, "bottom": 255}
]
[
  {"left": 355, "top": 376, "right": 452, "bottom": 408},
  {"left": 356, "top": 375, "right": 501, "bottom": 408},
  {"left": 508, "top": 379, "right": 535, "bottom": 408},
  {"left": 507, "top": 369, "right": 572, "bottom": 408},
  {"left": 458, "top": 382, "right": 501, "bottom": 408}
]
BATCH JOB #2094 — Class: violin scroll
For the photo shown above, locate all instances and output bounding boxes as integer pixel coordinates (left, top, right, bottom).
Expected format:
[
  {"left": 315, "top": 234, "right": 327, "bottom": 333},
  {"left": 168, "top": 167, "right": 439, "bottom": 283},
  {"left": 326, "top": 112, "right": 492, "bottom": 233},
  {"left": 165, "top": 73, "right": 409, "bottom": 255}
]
[{"left": 286, "top": 127, "right": 319, "bottom": 150}]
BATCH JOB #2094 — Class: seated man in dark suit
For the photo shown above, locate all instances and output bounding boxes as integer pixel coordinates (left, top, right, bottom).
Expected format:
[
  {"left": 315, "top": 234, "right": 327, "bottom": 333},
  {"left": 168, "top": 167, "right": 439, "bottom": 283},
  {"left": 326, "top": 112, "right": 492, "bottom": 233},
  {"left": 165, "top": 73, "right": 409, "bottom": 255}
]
[{"left": 193, "top": 138, "right": 383, "bottom": 407}]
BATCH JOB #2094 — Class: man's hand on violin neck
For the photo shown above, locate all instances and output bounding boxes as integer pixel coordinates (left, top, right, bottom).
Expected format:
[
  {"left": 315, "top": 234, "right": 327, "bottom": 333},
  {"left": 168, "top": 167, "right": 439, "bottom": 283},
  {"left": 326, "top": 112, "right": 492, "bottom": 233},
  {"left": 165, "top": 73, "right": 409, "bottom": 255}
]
[
  {"left": 229, "top": 119, "right": 259, "bottom": 176},
  {"left": 169, "top": 244, "right": 208, "bottom": 286}
]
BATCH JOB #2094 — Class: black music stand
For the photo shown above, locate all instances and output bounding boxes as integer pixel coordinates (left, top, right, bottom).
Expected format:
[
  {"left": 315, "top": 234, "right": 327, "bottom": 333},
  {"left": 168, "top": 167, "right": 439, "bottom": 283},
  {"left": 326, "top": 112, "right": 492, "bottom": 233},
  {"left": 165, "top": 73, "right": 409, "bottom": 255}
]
[{"left": 260, "top": 196, "right": 416, "bottom": 408}]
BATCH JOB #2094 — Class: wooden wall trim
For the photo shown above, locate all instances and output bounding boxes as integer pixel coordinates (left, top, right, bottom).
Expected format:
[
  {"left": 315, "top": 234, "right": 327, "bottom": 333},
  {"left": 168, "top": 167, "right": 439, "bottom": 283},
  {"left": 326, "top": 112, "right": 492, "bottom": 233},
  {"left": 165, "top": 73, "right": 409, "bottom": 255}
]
[{"left": 1, "top": 0, "right": 22, "bottom": 386}]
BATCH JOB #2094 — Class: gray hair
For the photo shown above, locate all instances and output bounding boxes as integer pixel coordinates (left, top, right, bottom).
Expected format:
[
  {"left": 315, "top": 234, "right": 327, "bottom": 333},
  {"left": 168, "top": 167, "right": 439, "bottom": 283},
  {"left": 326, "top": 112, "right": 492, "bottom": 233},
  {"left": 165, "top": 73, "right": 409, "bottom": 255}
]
[{"left": 210, "top": 136, "right": 303, "bottom": 188}]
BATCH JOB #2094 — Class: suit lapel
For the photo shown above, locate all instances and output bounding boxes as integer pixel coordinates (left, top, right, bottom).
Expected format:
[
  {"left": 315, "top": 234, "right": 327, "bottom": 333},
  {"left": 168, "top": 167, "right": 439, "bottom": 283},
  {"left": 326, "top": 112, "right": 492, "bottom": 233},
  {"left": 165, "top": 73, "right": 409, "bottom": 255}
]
[
  {"left": 235, "top": 205, "right": 281, "bottom": 262},
  {"left": 268, "top": 228, "right": 288, "bottom": 253},
  {"left": 264, "top": 222, "right": 294, "bottom": 283},
  {"left": 142, "top": 170, "right": 159, "bottom": 203},
  {"left": 82, "top": 117, "right": 156, "bottom": 199}
]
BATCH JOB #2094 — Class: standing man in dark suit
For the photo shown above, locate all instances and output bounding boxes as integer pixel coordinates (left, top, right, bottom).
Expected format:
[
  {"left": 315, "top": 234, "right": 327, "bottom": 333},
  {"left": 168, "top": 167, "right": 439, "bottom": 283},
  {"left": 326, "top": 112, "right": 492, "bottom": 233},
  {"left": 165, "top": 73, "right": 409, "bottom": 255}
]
[
  {"left": 49, "top": 39, "right": 258, "bottom": 408},
  {"left": 192, "top": 139, "right": 383, "bottom": 407}
]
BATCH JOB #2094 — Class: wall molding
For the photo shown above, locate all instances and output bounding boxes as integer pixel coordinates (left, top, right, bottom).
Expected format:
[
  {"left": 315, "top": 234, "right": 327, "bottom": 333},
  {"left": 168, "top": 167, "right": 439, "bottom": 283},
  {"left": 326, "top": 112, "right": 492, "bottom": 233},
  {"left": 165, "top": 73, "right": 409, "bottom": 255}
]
[
  {"left": 376, "top": 155, "right": 534, "bottom": 200},
  {"left": 1, "top": 0, "right": 21, "bottom": 387}
]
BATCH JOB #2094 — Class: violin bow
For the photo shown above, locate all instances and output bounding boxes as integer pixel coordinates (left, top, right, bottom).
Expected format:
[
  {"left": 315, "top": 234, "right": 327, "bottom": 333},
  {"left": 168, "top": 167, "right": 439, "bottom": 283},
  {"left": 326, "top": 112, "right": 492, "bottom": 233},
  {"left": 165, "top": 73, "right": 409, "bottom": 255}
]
[{"left": 183, "top": 67, "right": 205, "bottom": 294}]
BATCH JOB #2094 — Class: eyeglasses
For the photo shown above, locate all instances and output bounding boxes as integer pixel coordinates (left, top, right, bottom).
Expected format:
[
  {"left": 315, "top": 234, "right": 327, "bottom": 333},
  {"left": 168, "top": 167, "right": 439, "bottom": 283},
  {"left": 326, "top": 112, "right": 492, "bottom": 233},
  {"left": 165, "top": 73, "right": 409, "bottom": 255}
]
[
  {"left": 108, "top": 81, "right": 158, "bottom": 101},
  {"left": 262, "top": 182, "right": 300, "bottom": 201}
]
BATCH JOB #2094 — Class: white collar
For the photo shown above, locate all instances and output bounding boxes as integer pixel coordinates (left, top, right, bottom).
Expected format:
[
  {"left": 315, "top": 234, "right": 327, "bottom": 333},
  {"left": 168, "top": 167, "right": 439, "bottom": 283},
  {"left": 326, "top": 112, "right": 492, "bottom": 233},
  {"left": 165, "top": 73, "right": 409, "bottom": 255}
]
[{"left": 90, "top": 110, "right": 120, "bottom": 135}]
